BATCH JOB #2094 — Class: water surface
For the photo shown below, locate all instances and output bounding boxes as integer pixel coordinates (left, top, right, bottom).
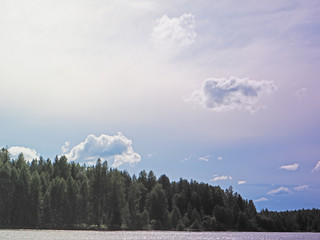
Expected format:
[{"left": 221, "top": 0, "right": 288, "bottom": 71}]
[{"left": 0, "top": 230, "right": 319, "bottom": 240}]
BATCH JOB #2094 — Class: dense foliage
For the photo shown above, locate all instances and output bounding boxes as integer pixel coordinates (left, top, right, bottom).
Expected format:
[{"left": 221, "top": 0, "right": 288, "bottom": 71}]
[{"left": 0, "top": 148, "right": 319, "bottom": 231}]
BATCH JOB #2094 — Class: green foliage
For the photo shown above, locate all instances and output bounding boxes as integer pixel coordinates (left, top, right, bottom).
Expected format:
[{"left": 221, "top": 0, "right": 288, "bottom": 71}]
[
  {"left": 176, "top": 219, "right": 185, "bottom": 231},
  {"left": 0, "top": 161, "right": 12, "bottom": 226},
  {"left": 53, "top": 156, "right": 70, "bottom": 180},
  {"left": 190, "top": 219, "right": 203, "bottom": 231},
  {"left": 49, "top": 177, "right": 68, "bottom": 226},
  {"left": 202, "top": 215, "right": 214, "bottom": 231},
  {"left": 79, "top": 176, "right": 89, "bottom": 224},
  {"left": 107, "top": 169, "right": 128, "bottom": 230},
  {"left": 213, "top": 205, "right": 234, "bottom": 230},
  {"left": 0, "top": 148, "right": 319, "bottom": 232},
  {"left": 170, "top": 205, "right": 182, "bottom": 229},
  {"left": 257, "top": 208, "right": 320, "bottom": 232},
  {"left": 30, "top": 171, "right": 41, "bottom": 227},
  {"left": 146, "top": 183, "right": 169, "bottom": 229},
  {"left": 66, "top": 176, "right": 79, "bottom": 225},
  {"left": 137, "top": 209, "right": 149, "bottom": 230},
  {"left": 11, "top": 164, "right": 31, "bottom": 226},
  {"left": 127, "top": 180, "right": 144, "bottom": 229},
  {"left": 90, "top": 159, "right": 104, "bottom": 227}
]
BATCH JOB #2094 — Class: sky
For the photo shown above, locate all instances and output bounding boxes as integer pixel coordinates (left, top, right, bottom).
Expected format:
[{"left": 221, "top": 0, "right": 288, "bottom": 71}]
[{"left": 1, "top": 0, "right": 320, "bottom": 211}]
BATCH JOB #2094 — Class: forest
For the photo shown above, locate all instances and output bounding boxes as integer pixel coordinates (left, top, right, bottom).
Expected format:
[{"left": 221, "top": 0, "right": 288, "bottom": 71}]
[{"left": 0, "top": 148, "right": 319, "bottom": 231}]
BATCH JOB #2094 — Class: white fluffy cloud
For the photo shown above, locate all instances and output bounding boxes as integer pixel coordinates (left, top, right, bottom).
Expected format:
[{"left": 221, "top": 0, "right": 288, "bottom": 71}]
[
  {"left": 187, "top": 77, "right": 277, "bottom": 112},
  {"left": 8, "top": 146, "right": 40, "bottom": 162},
  {"left": 294, "top": 185, "right": 309, "bottom": 191},
  {"left": 238, "top": 180, "right": 247, "bottom": 185},
  {"left": 64, "top": 133, "right": 141, "bottom": 167},
  {"left": 254, "top": 197, "right": 268, "bottom": 203},
  {"left": 312, "top": 160, "right": 320, "bottom": 172},
  {"left": 152, "top": 13, "right": 196, "bottom": 49},
  {"left": 267, "top": 186, "right": 292, "bottom": 195},
  {"left": 211, "top": 175, "right": 232, "bottom": 181},
  {"left": 279, "top": 163, "right": 299, "bottom": 171},
  {"left": 217, "top": 156, "right": 223, "bottom": 161}
]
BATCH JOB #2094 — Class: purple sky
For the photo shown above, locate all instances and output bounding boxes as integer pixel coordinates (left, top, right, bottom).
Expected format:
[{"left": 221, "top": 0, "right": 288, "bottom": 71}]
[{"left": 1, "top": 0, "right": 320, "bottom": 211}]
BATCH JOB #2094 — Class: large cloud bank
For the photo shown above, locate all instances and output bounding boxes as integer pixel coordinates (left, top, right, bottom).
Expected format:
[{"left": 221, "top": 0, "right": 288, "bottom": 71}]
[
  {"left": 65, "top": 133, "right": 141, "bottom": 167},
  {"left": 187, "top": 77, "right": 277, "bottom": 112}
]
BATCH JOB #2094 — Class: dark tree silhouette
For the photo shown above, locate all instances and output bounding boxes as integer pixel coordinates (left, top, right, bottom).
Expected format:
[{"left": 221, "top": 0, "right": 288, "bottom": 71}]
[{"left": 0, "top": 147, "right": 319, "bottom": 232}]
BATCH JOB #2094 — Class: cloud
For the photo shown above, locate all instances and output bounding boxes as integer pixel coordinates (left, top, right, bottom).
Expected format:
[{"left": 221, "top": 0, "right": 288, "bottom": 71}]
[
  {"left": 211, "top": 175, "right": 232, "bottom": 182},
  {"left": 295, "top": 88, "right": 307, "bottom": 101},
  {"left": 8, "top": 146, "right": 40, "bottom": 162},
  {"left": 181, "top": 157, "right": 188, "bottom": 163},
  {"left": 312, "top": 160, "right": 320, "bottom": 172},
  {"left": 238, "top": 180, "right": 247, "bottom": 185},
  {"left": 279, "top": 163, "right": 299, "bottom": 171},
  {"left": 254, "top": 197, "right": 269, "bottom": 203},
  {"left": 217, "top": 156, "right": 223, "bottom": 161},
  {"left": 294, "top": 185, "right": 309, "bottom": 191},
  {"left": 181, "top": 154, "right": 196, "bottom": 162},
  {"left": 267, "top": 186, "right": 292, "bottom": 195},
  {"left": 64, "top": 133, "right": 141, "bottom": 167},
  {"left": 146, "top": 153, "right": 156, "bottom": 159},
  {"left": 187, "top": 77, "right": 277, "bottom": 112},
  {"left": 199, "top": 155, "right": 210, "bottom": 162},
  {"left": 61, "top": 141, "right": 70, "bottom": 154},
  {"left": 152, "top": 13, "right": 196, "bottom": 49}
]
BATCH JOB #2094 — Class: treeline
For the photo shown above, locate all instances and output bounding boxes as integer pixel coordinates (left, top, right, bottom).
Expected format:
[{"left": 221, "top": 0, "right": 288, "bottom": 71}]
[
  {"left": 0, "top": 148, "right": 319, "bottom": 231},
  {"left": 257, "top": 209, "right": 320, "bottom": 232}
]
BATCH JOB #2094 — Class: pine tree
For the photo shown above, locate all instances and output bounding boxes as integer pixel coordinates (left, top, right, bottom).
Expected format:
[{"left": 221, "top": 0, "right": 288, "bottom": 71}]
[
  {"left": 0, "top": 161, "right": 12, "bottom": 226},
  {"left": 146, "top": 183, "right": 169, "bottom": 229},
  {"left": 29, "top": 171, "right": 41, "bottom": 227},
  {"left": 106, "top": 170, "right": 128, "bottom": 230}
]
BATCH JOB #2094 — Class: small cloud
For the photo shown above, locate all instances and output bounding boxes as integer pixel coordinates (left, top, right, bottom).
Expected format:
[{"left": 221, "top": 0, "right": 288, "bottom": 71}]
[
  {"left": 61, "top": 141, "right": 70, "bottom": 154},
  {"left": 181, "top": 157, "right": 188, "bottom": 163},
  {"left": 146, "top": 153, "right": 156, "bottom": 159},
  {"left": 294, "top": 185, "right": 309, "bottom": 191},
  {"left": 65, "top": 133, "right": 141, "bottom": 167},
  {"left": 312, "top": 160, "right": 320, "bottom": 172},
  {"left": 267, "top": 186, "right": 292, "bottom": 195},
  {"left": 199, "top": 155, "right": 210, "bottom": 162},
  {"left": 211, "top": 175, "right": 232, "bottom": 182},
  {"left": 217, "top": 156, "right": 223, "bottom": 161},
  {"left": 186, "top": 77, "right": 277, "bottom": 113},
  {"left": 238, "top": 180, "right": 247, "bottom": 185},
  {"left": 295, "top": 88, "right": 307, "bottom": 101},
  {"left": 254, "top": 197, "right": 269, "bottom": 203},
  {"left": 279, "top": 163, "right": 299, "bottom": 171},
  {"left": 152, "top": 13, "right": 196, "bottom": 49},
  {"left": 181, "top": 154, "right": 196, "bottom": 163},
  {"left": 8, "top": 146, "right": 40, "bottom": 162}
]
